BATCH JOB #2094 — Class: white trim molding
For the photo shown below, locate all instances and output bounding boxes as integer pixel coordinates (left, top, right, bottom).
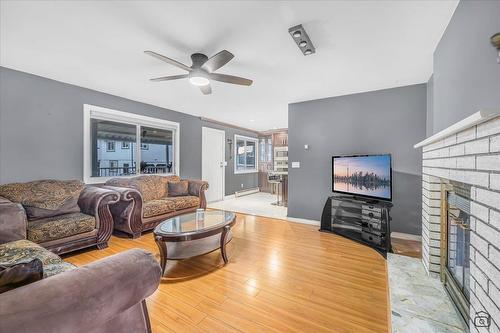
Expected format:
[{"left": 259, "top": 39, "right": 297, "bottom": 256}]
[
  {"left": 83, "top": 104, "right": 180, "bottom": 184},
  {"left": 414, "top": 109, "right": 500, "bottom": 148},
  {"left": 234, "top": 134, "right": 259, "bottom": 174}
]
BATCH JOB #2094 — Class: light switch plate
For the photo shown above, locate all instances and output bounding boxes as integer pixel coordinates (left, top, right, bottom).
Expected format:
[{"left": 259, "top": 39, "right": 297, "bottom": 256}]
[{"left": 291, "top": 162, "right": 300, "bottom": 168}]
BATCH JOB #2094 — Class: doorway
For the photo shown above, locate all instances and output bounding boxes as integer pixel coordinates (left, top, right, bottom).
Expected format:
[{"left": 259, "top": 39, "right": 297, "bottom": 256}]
[{"left": 202, "top": 127, "right": 225, "bottom": 203}]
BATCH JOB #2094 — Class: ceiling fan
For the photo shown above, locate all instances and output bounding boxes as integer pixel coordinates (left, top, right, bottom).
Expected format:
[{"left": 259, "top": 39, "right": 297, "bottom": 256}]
[{"left": 144, "top": 50, "right": 253, "bottom": 95}]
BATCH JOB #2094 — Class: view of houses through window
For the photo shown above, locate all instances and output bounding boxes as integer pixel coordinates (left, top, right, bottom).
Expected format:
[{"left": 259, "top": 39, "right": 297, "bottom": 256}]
[
  {"left": 235, "top": 135, "right": 258, "bottom": 173},
  {"left": 90, "top": 118, "right": 174, "bottom": 177}
]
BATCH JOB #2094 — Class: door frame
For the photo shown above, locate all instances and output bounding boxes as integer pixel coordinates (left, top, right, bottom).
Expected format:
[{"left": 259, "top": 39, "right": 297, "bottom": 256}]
[{"left": 202, "top": 127, "right": 225, "bottom": 202}]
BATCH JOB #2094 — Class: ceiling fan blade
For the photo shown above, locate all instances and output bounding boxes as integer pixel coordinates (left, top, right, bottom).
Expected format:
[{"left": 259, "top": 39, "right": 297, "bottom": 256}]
[
  {"left": 144, "top": 51, "right": 192, "bottom": 72},
  {"left": 201, "top": 50, "right": 234, "bottom": 73},
  {"left": 199, "top": 84, "right": 212, "bottom": 95},
  {"left": 149, "top": 74, "right": 189, "bottom": 82},
  {"left": 209, "top": 73, "right": 253, "bottom": 86}
]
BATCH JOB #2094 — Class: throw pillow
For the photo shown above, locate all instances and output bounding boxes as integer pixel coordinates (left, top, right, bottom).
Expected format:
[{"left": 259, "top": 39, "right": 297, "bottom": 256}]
[
  {"left": 0, "top": 259, "right": 43, "bottom": 294},
  {"left": 0, "top": 180, "right": 84, "bottom": 220},
  {"left": 168, "top": 181, "right": 189, "bottom": 197}
]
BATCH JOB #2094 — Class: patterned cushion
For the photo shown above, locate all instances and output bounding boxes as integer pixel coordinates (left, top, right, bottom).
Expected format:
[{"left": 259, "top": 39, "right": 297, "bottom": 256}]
[
  {"left": 27, "top": 212, "right": 96, "bottom": 243},
  {"left": 166, "top": 196, "right": 200, "bottom": 211},
  {"left": 0, "top": 180, "right": 84, "bottom": 219},
  {"left": 131, "top": 176, "right": 170, "bottom": 201},
  {"left": 0, "top": 240, "right": 75, "bottom": 278},
  {"left": 143, "top": 199, "right": 176, "bottom": 218},
  {"left": 105, "top": 175, "right": 181, "bottom": 201}
]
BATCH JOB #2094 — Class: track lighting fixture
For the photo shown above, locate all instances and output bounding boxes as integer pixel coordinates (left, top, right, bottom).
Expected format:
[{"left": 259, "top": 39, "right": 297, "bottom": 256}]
[{"left": 288, "top": 24, "right": 315, "bottom": 56}]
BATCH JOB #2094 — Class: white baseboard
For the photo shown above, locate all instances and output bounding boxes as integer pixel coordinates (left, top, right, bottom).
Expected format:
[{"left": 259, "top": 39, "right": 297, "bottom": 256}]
[
  {"left": 286, "top": 217, "right": 320, "bottom": 226},
  {"left": 224, "top": 194, "right": 235, "bottom": 200},
  {"left": 391, "top": 232, "right": 422, "bottom": 241},
  {"left": 235, "top": 187, "right": 259, "bottom": 197}
]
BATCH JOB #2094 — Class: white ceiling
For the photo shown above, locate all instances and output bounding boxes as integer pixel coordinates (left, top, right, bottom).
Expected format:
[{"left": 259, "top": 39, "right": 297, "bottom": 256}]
[{"left": 0, "top": 0, "right": 458, "bottom": 131}]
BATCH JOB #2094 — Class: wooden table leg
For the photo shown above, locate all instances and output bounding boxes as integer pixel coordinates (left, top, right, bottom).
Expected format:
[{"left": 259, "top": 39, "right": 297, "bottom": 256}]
[
  {"left": 154, "top": 235, "right": 167, "bottom": 276},
  {"left": 220, "top": 226, "right": 230, "bottom": 264}
]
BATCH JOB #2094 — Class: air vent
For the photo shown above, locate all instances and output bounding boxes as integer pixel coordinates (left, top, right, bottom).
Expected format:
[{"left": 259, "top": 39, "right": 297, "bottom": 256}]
[{"left": 288, "top": 24, "right": 315, "bottom": 56}]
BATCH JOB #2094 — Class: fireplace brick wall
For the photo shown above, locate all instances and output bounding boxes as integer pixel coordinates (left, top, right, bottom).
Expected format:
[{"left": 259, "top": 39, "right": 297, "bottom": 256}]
[{"left": 421, "top": 115, "right": 500, "bottom": 332}]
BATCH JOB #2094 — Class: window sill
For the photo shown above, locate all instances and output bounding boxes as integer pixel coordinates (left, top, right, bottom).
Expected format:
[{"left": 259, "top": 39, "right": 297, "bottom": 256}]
[
  {"left": 84, "top": 173, "right": 178, "bottom": 184},
  {"left": 234, "top": 170, "right": 258, "bottom": 175}
]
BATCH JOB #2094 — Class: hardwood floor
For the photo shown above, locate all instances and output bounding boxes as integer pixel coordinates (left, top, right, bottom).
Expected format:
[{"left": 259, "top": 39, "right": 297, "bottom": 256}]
[
  {"left": 391, "top": 238, "right": 422, "bottom": 259},
  {"left": 64, "top": 213, "right": 390, "bottom": 333}
]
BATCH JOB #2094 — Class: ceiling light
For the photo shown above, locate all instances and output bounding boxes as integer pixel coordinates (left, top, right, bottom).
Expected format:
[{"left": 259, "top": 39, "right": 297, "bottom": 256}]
[
  {"left": 189, "top": 76, "right": 210, "bottom": 86},
  {"left": 288, "top": 24, "right": 315, "bottom": 56},
  {"left": 250, "top": 119, "right": 255, "bottom": 122}
]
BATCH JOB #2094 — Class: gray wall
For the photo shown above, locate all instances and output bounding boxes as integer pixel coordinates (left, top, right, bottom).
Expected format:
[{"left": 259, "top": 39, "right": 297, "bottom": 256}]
[
  {"left": 432, "top": 0, "right": 500, "bottom": 134},
  {"left": 0, "top": 67, "right": 257, "bottom": 195},
  {"left": 201, "top": 121, "right": 259, "bottom": 196},
  {"left": 426, "top": 75, "right": 434, "bottom": 137},
  {"left": 288, "top": 84, "right": 427, "bottom": 235},
  {"left": 0, "top": 67, "right": 201, "bottom": 183}
]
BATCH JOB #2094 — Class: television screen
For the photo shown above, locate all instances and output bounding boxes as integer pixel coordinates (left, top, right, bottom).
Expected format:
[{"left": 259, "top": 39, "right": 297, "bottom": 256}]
[{"left": 332, "top": 154, "right": 392, "bottom": 201}]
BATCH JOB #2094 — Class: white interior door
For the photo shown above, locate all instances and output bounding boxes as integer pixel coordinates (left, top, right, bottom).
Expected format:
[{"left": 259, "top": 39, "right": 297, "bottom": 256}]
[{"left": 202, "top": 127, "right": 225, "bottom": 203}]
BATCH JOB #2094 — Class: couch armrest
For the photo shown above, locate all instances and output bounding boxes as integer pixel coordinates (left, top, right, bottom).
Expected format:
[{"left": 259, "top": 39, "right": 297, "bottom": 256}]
[
  {"left": 0, "top": 249, "right": 161, "bottom": 333},
  {"left": 183, "top": 179, "right": 208, "bottom": 209},
  {"left": 78, "top": 186, "right": 119, "bottom": 247},
  {"left": 0, "top": 196, "right": 27, "bottom": 245},
  {"left": 102, "top": 186, "right": 143, "bottom": 238}
]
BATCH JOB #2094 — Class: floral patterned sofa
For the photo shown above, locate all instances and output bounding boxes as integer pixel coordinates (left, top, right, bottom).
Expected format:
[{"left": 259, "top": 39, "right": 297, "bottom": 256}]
[
  {"left": 0, "top": 180, "right": 119, "bottom": 254},
  {"left": 104, "top": 175, "right": 208, "bottom": 238}
]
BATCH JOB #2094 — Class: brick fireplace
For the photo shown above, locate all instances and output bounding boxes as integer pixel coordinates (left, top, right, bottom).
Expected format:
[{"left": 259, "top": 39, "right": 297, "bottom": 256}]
[{"left": 416, "top": 110, "right": 500, "bottom": 332}]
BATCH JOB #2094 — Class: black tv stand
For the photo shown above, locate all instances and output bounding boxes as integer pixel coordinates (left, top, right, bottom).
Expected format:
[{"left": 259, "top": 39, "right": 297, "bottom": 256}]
[{"left": 320, "top": 195, "right": 392, "bottom": 258}]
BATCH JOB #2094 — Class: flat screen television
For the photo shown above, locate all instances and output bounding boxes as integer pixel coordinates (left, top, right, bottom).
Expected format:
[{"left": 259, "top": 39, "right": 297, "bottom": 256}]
[{"left": 332, "top": 154, "right": 392, "bottom": 201}]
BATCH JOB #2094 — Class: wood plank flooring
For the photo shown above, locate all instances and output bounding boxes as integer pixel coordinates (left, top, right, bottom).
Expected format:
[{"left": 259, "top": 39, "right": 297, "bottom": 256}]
[{"left": 64, "top": 213, "right": 390, "bottom": 333}]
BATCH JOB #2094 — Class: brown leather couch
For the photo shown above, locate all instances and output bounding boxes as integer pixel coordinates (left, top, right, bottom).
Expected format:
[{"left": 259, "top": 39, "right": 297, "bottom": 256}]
[
  {"left": 0, "top": 180, "right": 119, "bottom": 255},
  {"left": 0, "top": 233, "right": 161, "bottom": 333},
  {"left": 104, "top": 175, "right": 208, "bottom": 238}
]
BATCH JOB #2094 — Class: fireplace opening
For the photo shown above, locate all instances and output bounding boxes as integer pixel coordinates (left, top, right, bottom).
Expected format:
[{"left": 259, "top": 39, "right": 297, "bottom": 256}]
[{"left": 441, "top": 181, "right": 471, "bottom": 327}]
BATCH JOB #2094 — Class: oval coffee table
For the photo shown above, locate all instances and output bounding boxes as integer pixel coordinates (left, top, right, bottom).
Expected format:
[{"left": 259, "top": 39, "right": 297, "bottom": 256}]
[{"left": 153, "top": 210, "right": 236, "bottom": 276}]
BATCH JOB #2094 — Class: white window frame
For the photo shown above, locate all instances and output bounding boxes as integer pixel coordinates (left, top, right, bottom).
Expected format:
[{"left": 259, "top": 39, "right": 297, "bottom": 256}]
[
  {"left": 234, "top": 134, "right": 258, "bottom": 174},
  {"left": 83, "top": 104, "right": 180, "bottom": 184}
]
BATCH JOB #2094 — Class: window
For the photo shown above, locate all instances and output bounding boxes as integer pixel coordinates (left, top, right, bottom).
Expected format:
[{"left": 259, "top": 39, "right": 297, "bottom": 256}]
[
  {"left": 140, "top": 127, "right": 173, "bottom": 174},
  {"left": 106, "top": 141, "right": 115, "bottom": 152},
  {"left": 84, "top": 104, "right": 180, "bottom": 183},
  {"left": 234, "top": 135, "right": 258, "bottom": 174}
]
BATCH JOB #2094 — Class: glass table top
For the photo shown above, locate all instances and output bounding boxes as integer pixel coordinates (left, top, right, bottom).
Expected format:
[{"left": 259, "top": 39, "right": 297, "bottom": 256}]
[{"left": 154, "top": 210, "right": 235, "bottom": 235}]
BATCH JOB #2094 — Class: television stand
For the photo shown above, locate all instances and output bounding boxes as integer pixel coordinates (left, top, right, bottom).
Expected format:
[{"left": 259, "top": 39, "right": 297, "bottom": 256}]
[{"left": 320, "top": 195, "right": 392, "bottom": 258}]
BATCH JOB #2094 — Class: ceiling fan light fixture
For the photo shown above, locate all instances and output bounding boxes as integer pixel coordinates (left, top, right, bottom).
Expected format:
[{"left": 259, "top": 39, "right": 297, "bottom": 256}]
[{"left": 189, "top": 75, "right": 210, "bottom": 86}]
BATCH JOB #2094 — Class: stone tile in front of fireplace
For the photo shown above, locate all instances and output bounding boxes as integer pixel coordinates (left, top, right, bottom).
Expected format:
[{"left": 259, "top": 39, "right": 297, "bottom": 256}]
[{"left": 388, "top": 253, "right": 465, "bottom": 333}]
